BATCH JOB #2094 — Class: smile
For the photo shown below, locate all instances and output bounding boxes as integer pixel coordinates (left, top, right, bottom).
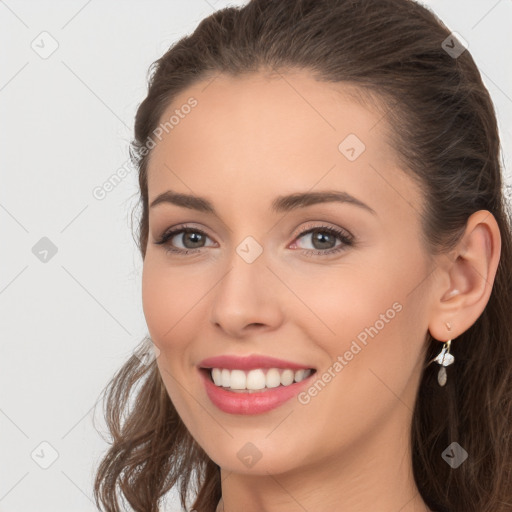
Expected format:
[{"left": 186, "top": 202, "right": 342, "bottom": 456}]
[
  {"left": 197, "top": 354, "right": 317, "bottom": 414},
  {"left": 209, "top": 367, "right": 314, "bottom": 391}
]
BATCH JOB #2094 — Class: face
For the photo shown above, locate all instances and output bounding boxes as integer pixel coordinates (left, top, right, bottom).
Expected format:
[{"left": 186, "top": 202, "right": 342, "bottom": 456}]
[{"left": 142, "top": 70, "right": 435, "bottom": 476}]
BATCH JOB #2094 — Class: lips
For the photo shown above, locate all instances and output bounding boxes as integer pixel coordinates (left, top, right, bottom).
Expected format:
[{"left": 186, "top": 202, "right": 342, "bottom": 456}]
[
  {"left": 198, "top": 354, "right": 315, "bottom": 371},
  {"left": 197, "top": 354, "right": 317, "bottom": 414}
]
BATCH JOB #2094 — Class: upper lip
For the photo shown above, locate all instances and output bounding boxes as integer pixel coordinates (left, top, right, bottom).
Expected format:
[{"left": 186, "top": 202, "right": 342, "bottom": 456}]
[{"left": 198, "top": 354, "right": 315, "bottom": 371}]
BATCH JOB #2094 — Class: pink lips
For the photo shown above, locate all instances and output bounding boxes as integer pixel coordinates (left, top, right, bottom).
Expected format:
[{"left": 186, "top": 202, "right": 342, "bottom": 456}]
[
  {"left": 198, "top": 354, "right": 316, "bottom": 415},
  {"left": 198, "top": 354, "right": 313, "bottom": 371}
]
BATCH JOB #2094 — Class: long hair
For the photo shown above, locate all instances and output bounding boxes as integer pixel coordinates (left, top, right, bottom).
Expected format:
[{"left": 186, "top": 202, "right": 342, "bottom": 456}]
[{"left": 93, "top": 1, "right": 512, "bottom": 511}]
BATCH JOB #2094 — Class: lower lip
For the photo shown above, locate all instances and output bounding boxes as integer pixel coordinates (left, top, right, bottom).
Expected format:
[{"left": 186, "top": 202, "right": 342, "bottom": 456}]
[{"left": 199, "top": 369, "right": 315, "bottom": 415}]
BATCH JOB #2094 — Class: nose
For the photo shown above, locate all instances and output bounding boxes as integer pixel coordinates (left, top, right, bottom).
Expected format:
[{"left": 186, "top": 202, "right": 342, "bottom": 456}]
[{"left": 209, "top": 250, "right": 285, "bottom": 338}]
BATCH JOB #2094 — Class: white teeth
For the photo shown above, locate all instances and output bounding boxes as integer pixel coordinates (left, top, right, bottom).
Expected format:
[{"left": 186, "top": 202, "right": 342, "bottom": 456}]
[
  {"left": 221, "top": 368, "right": 230, "bottom": 387},
  {"left": 230, "top": 369, "right": 246, "bottom": 390},
  {"left": 265, "top": 368, "right": 281, "bottom": 388},
  {"left": 280, "top": 369, "right": 295, "bottom": 386},
  {"left": 208, "top": 367, "right": 313, "bottom": 391},
  {"left": 295, "top": 369, "right": 312, "bottom": 382},
  {"left": 211, "top": 368, "right": 222, "bottom": 386},
  {"left": 294, "top": 369, "right": 307, "bottom": 382},
  {"left": 246, "top": 369, "right": 266, "bottom": 390}
]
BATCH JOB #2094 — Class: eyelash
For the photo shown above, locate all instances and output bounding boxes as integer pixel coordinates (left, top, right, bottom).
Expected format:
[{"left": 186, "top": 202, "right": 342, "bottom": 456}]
[{"left": 154, "top": 223, "right": 354, "bottom": 257}]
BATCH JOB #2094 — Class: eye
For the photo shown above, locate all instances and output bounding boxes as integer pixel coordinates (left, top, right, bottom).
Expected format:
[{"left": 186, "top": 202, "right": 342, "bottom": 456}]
[
  {"left": 154, "top": 224, "right": 216, "bottom": 255},
  {"left": 291, "top": 224, "right": 354, "bottom": 256}
]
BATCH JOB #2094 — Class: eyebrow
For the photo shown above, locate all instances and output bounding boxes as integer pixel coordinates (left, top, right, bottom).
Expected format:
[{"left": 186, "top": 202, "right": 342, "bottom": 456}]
[{"left": 149, "top": 189, "right": 376, "bottom": 215}]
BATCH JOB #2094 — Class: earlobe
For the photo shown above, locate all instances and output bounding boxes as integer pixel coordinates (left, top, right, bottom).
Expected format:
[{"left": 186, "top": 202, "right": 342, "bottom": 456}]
[{"left": 428, "top": 210, "right": 501, "bottom": 340}]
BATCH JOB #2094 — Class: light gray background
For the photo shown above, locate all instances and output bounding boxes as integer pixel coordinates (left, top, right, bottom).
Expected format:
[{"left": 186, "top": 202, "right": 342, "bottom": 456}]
[{"left": 1, "top": 1, "right": 511, "bottom": 511}]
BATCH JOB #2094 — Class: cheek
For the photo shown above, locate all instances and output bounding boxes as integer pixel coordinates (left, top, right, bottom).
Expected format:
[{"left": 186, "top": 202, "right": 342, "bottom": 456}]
[
  {"left": 290, "top": 255, "right": 428, "bottom": 392},
  {"left": 141, "top": 254, "right": 217, "bottom": 351},
  {"left": 141, "top": 259, "right": 170, "bottom": 342},
  {"left": 141, "top": 256, "right": 194, "bottom": 346},
  {"left": 285, "top": 261, "right": 399, "bottom": 346},
  {"left": 142, "top": 258, "right": 204, "bottom": 425}
]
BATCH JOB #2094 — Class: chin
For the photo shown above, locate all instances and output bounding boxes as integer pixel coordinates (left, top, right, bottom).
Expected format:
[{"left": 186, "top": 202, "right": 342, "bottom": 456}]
[{"left": 204, "top": 441, "right": 304, "bottom": 476}]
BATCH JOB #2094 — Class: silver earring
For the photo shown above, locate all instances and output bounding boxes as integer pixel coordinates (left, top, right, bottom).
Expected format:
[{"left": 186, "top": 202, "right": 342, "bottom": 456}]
[{"left": 431, "top": 339, "right": 454, "bottom": 386}]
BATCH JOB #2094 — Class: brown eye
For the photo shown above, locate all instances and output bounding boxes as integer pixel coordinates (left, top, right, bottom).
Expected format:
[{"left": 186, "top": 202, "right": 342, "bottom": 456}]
[
  {"left": 292, "top": 224, "right": 354, "bottom": 256},
  {"left": 302, "top": 229, "right": 338, "bottom": 250},
  {"left": 173, "top": 230, "right": 207, "bottom": 249},
  {"left": 155, "top": 226, "right": 215, "bottom": 255}
]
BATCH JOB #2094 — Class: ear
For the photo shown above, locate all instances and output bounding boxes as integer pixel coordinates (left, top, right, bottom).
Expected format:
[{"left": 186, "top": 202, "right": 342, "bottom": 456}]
[{"left": 428, "top": 210, "right": 501, "bottom": 341}]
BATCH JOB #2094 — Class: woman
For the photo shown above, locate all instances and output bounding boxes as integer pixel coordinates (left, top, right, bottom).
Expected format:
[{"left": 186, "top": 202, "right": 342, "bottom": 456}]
[{"left": 93, "top": 1, "right": 512, "bottom": 511}]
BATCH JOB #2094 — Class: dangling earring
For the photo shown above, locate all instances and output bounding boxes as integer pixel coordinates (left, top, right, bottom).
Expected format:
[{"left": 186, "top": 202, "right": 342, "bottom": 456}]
[
  {"left": 428, "top": 322, "right": 455, "bottom": 386},
  {"left": 432, "top": 339, "right": 454, "bottom": 386}
]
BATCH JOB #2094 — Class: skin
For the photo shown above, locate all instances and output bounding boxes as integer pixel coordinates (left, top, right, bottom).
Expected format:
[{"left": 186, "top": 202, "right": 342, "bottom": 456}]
[{"left": 141, "top": 69, "right": 501, "bottom": 512}]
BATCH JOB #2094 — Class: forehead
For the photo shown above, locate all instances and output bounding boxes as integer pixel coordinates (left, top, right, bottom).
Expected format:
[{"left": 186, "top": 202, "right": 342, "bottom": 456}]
[
  {"left": 149, "top": 70, "right": 393, "bottom": 164},
  {"left": 146, "top": 70, "right": 420, "bottom": 219}
]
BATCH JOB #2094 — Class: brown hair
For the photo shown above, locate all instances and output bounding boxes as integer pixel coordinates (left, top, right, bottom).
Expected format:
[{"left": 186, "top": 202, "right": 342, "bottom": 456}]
[{"left": 93, "top": 1, "right": 512, "bottom": 511}]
